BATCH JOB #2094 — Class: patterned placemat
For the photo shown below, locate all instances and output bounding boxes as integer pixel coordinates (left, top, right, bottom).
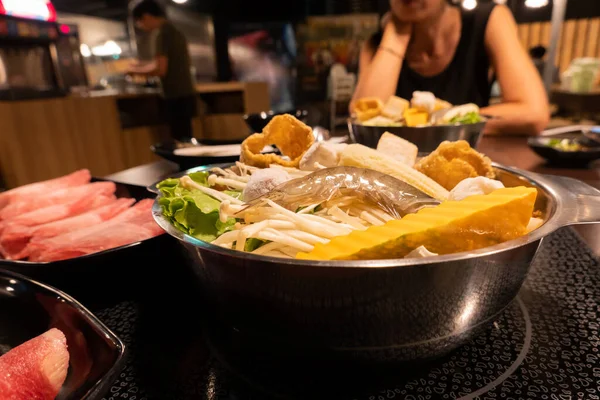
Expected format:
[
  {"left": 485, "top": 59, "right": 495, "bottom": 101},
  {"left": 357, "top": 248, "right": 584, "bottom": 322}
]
[{"left": 95, "top": 227, "right": 600, "bottom": 400}]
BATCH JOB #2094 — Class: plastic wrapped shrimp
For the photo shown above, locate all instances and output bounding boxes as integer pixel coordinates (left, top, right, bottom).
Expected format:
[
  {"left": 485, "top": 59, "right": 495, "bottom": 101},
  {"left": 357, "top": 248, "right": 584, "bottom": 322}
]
[{"left": 237, "top": 166, "right": 440, "bottom": 220}]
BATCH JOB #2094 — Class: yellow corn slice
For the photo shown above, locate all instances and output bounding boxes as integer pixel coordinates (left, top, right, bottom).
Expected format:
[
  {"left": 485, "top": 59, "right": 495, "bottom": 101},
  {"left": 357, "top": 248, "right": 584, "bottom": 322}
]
[
  {"left": 338, "top": 144, "right": 449, "bottom": 201},
  {"left": 297, "top": 186, "right": 537, "bottom": 260}
]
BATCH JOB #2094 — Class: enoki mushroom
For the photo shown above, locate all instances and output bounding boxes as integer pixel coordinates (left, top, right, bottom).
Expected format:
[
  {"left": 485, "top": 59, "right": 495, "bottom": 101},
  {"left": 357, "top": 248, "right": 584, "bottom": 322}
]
[{"left": 198, "top": 162, "right": 397, "bottom": 258}]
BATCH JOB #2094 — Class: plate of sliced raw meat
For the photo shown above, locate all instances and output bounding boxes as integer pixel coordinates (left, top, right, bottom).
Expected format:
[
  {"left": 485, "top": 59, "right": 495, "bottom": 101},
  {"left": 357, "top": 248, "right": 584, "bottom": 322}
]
[
  {"left": 0, "top": 268, "right": 125, "bottom": 399},
  {"left": 0, "top": 170, "right": 176, "bottom": 296}
]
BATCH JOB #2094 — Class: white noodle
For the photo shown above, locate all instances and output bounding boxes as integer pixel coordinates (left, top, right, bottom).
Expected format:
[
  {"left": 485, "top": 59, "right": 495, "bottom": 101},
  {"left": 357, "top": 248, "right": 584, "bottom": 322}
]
[
  {"left": 212, "top": 230, "right": 239, "bottom": 246},
  {"left": 208, "top": 174, "right": 247, "bottom": 189},
  {"left": 360, "top": 211, "right": 384, "bottom": 226},
  {"left": 262, "top": 250, "right": 291, "bottom": 258},
  {"left": 325, "top": 196, "right": 355, "bottom": 208},
  {"left": 219, "top": 201, "right": 245, "bottom": 223},
  {"left": 235, "top": 229, "right": 247, "bottom": 251},
  {"left": 256, "top": 229, "right": 314, "bottom": 252},
  {"left": 300, "top": 213, "right": 355, "bottom": 231},
  {"left": 180, "top": 176, "right": 244, "bottom": 205},
  {"left": 211, "top": 167, "right": 251, "bottom": 182},
  {"left": 264, "top": 200, "right": 352, "bottom": 238},
  {"left": 353, "top": 203, "right": 395, "bottom": 222},
  {"left": 251, "top": 241, "right": 284, "bottom": 255},
  {"left": 327, "top": 206, "right": 367, "bottom": 230},
  {"left": 297, "top": 203, "right": 321, "bottom": 214},
  {"left": 282, "top": 229, "right": 329, "bottom": 245},
  {"left": 278, "top": 246, "right": 300, "bottom": 257},
  {"left": 236, "top": 162, "right": 259, "bottom": 175}
]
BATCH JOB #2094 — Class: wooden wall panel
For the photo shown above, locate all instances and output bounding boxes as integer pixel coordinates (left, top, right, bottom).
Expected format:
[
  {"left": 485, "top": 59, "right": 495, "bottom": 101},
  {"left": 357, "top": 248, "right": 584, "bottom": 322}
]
[
  {"left": 529, "top": 22, "right": 542, "bottom": 46},
  {"left": 519, "top": 18, "right": 600, "bottom": 73},
  {"left": 586, "top": 18, "right": 600, "bottom": 58},
  {"left": 559, "top": 20, "right": 577, "bottom": 73},
  {"left": 572, "top": 19, "right": 588, "bottom": 60}
]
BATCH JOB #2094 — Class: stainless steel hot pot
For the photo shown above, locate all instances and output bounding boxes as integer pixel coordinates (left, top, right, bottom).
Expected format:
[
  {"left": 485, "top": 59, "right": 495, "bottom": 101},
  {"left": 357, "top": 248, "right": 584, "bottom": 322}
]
[{"left": 152, "top": 164, "right": 600, "bottom": 363}]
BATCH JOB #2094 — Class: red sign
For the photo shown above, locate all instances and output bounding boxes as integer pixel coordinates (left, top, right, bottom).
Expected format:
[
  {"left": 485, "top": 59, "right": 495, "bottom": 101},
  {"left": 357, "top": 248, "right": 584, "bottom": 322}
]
[{"left": 0, "top": 0, "right": 57, "bottom": 22}]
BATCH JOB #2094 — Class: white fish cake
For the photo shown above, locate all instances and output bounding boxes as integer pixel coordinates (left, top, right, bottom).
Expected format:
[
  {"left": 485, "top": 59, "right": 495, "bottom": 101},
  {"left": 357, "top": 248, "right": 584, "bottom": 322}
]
[
  {"left": 300, "top": 142, "right": 347, "bottom": 171},
  {"left": 448, "top": 177, "right": 505, "bottom": 201},
  {"left": 411, "top": 91, "right": 436, "bottom": 114},
  {"left": 242, "top": 168, "right": 291, "bottom": 202},
  {"left": 376, "top": 132, "right": 418, "bottom": 167}
]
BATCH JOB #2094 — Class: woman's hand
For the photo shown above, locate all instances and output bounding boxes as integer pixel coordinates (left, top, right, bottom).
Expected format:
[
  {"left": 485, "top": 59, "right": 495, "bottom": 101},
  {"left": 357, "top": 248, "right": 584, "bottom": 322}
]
[
  {"left": 380, "top": 12, "right": 412, "bottom": 59},
  {"left": 349, "top": 13, "right": 410, "bottom": 112}
]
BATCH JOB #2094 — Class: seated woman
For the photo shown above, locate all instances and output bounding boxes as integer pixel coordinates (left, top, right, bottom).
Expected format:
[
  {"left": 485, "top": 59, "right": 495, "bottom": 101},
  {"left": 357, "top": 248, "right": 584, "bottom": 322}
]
[{"left": 351, "top": 0, "right": 550, "bottom": 135}]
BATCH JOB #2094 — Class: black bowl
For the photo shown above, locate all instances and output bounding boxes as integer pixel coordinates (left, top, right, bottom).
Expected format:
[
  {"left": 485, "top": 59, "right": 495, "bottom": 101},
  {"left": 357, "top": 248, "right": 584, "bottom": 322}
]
[
  {"left": 243, "top": 109, "right": 309, "bottom": 133},
  {"left": 0, "top": 268, "right": 125, "bottom": 399},
  {"left": 527, "top": 136, "right": 600, "bottom": 166},
  {"left": 151, "top": 142, "right": 242, "bottom": 170},
  {"left": 348, "top": 119, "right": 487, "bottom": 152}
]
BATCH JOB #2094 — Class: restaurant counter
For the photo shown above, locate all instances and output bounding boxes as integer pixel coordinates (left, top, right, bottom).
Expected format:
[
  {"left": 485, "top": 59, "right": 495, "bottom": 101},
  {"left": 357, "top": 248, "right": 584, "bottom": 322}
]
[{"left": 0, "top": 82, "right": 270, "bottom": 189}]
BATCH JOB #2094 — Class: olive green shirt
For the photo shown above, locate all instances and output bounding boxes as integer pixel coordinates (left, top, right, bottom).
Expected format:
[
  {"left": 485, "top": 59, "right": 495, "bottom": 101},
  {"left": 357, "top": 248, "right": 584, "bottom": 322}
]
[{"left": 155, "top": 22, "right": 195, "bottom": 99}]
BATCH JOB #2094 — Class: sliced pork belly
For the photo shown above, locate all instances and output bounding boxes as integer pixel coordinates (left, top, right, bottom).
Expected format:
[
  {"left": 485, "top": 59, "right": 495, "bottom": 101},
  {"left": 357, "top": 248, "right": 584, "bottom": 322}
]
[
  {"left": 0, "top": 169, "right": 91, "bottom": 210},
  {"left": 0, "top": 181, "right": 116, "bottom": 221},
  {"left": 28, "top": 199, "right": 162, "bottom": 262},
  {"left": 4, "top": 197, "right": 134, "bottom": 260},
  {"left": 0, "top": 195, "right": 117, "bottom": 259}
]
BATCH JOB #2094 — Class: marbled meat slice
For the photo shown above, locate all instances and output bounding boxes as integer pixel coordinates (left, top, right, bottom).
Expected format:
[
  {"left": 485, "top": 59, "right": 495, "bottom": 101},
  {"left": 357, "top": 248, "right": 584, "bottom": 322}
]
[
  {"left": 28, "top": 199, "right": 163, "bottom": 262},
  {"left": 0, "top": 169, "right": 91, "bottom": 211},
  {"left": 0, "top": 328, "right": 70, "bottom": 400},
  {"left": 0, "top": 181, "right": 116, "bottom": 221},
  {"left": 4, "top": 197, "right": 134, "bottom": 261}
]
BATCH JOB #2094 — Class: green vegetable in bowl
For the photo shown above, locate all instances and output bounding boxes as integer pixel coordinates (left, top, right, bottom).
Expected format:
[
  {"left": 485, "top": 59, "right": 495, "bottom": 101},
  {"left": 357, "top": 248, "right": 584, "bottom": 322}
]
[
  {"left": 449, "top": 112, "right": 483, "bottom": 125},
  {"left": 546, "top": 139, "right": 583, "bottom": 152},
  {"left": 157, "top": 170, "right": 238, "bottom": 242}
]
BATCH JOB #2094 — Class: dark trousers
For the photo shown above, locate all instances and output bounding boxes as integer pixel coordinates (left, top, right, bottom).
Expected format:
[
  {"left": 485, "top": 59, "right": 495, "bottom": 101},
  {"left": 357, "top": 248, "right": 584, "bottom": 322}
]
[{"left": 163, "top": 95, "right": 197, "bottom": 141}]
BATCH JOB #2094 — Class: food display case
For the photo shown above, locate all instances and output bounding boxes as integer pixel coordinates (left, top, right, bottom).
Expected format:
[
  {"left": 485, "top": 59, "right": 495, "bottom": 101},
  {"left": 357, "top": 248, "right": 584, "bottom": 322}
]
[{"left": 0, "top": 0, "right": 87, "bottom": 100}]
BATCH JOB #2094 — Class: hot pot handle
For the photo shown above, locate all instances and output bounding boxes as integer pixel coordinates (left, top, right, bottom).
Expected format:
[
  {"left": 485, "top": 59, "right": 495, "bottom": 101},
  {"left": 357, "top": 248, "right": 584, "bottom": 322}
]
[{"left": 520, "top": 170, "right": 600, "bottom": 225}]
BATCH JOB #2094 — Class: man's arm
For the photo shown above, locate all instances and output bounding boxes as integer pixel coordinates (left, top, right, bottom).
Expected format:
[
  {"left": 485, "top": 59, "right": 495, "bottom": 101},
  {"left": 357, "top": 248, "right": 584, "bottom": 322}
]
[
  {"left": 127, "top": 56, "right": 168, "bottom": 77},
  {"left": 127, "top": 25, "right": 169, "bottom": 78}
]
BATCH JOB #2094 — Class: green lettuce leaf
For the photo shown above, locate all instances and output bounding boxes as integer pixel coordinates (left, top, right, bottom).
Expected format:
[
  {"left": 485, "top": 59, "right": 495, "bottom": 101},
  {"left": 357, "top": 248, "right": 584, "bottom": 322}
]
[
  {"left": 156, "top": 175, "right": 236, "bottom": 242},
  {"left": 189, "top": 171, "right": 210, "bottom": 186},
  {"left": 244, "top": 238, "right": 268, "bottom": 252},
  {"left": 449, "top": 112, "right": 482, "bottom": 125}
]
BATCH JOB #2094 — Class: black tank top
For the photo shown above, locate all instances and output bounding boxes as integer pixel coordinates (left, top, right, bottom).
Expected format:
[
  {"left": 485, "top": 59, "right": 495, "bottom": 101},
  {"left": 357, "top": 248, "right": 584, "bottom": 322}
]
[{"left": 369, "top": 3, "right": 496, "bottom": 107}]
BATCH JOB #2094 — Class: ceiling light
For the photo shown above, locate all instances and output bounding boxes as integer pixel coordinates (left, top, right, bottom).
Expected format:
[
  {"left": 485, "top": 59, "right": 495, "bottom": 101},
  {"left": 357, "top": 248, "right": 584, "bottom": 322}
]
[
  {"left": 493, "top": 0, "right": 507, "bottom": 4},
  {"left": 91, "top": 41, "right": 122, "bottom": 57},
  {"left": 462, "top": 0, "right": 477, "bottom": 10},
  {"left": 525, "top": 0, "right": 549, "bottom": 8},
  {"left": 80, "top": 44, "right": 91, "bottom": 57},
  {"left": 172, "top": 0, "right": 188, "bottom": 4}
]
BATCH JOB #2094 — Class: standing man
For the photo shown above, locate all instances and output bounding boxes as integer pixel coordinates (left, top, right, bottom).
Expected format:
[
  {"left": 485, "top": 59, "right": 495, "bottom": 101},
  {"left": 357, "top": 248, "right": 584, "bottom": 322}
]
[{"left": 129, "top": 0, "right": 197, "bottom": 144}]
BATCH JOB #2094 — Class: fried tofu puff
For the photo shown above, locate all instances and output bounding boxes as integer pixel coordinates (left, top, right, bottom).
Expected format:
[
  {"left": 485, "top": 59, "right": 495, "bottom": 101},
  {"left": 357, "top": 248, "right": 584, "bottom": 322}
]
[
  {"left": 240, "top": 114, "right": 314, "bottom": 168},
  {"left": 414, "top": 140, "right": 495, "bottom": 191}
]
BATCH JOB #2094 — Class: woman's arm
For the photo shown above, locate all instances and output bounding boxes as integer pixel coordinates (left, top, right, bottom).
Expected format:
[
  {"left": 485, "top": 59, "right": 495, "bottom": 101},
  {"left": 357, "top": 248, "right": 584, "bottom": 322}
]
[
  {"left": 481, "top": 6, "right": 550, "bottom": 135},
  {"left": 349, "top": 19, "right": 411, "bottom": 112}
]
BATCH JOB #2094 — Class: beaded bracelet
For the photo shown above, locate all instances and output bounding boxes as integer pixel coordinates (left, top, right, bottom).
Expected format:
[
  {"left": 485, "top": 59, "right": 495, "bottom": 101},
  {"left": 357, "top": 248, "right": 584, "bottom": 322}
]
[{"left": 379, "top": 46, "right": 404, "bottom": 60}]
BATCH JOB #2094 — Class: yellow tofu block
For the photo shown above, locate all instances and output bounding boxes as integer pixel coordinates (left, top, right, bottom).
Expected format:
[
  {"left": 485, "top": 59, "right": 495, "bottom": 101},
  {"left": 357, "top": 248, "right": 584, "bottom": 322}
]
[
  {"left": 296, "top": 187, "right": 537, "bottom": 261},
  {"left": 404, "top": 110, "right": 429, "bottom": 127}
]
